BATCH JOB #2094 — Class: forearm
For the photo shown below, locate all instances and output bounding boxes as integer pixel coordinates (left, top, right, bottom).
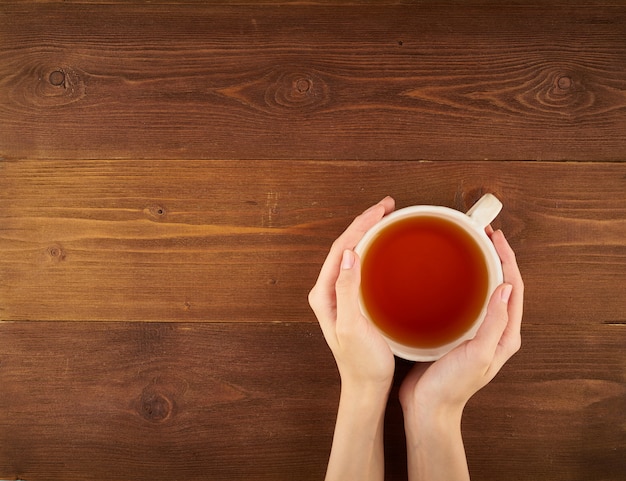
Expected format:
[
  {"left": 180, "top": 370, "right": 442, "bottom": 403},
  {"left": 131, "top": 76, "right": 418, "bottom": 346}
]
[
  {"left": 325, "top": 381, "right": 390, "bottom": 481},
  {"left": 403, "top": 405, "right": 470, "bottom": 481}
]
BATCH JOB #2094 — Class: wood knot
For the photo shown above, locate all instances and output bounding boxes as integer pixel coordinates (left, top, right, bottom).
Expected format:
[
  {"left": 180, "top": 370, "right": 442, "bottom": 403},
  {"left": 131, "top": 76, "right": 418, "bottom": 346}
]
[
  {"left": 31, "top": 66, "right": 86, "bottom": 107},
  {"left": 512, "top": 67, "right": 593, "bottom": 118},
  {"left": 138, "top": 388, "right": 174, "bottom": 423},
  {"left": 264, "top": 69, "right": 330, "bottom": 113},
  {"left": 46, "top": 244, "right": 66, "bottom": 262},
  {"left": 145, "top": 204, "right": 167, "bottom": 220},
  {"left": 49, "top": 70, "right": 66, "bottom": 87},
  {"left": 216, "top": 66, "right": 329, "bottom": 115},
  {"left": 540, "top": 69, "right": 589, "bottom": 111},
  {"left": 264, "top": 68, "right": 330, "bottom": 114},
  {"left": 557, "top": 75, "right": 572, "bottom": 90},
  {"left": 295, "top": 78, "right": 312, "bottom": 93}
]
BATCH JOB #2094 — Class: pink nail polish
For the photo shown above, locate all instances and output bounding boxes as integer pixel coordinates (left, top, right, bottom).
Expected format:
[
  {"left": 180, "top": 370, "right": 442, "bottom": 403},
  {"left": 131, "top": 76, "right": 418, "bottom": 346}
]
[
  {"left": 362, "top": 203, "right": 380, "bottom": 215},
  {"left": 341, "top": 250, "right": 355, "bottom": 270},
  {"left": 501, "top": 283, "right": 513, "bottom": 303}
]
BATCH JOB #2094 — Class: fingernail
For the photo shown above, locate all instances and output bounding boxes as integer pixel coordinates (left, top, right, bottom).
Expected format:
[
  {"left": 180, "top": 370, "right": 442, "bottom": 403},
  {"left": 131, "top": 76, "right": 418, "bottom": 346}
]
[
  {"left": 362, "top": 203, "right": 380, "bottom": 215},
  {"left": 501, "top": 283, "right": 513, "bottom": 303},
  {"left": 341, "top": 250, "right": 355, "bottom": 270}
]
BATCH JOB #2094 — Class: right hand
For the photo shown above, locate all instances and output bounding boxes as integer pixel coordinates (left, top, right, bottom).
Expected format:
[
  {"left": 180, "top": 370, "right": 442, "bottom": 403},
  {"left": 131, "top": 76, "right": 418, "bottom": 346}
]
[{"left": 399, "top": 229, "right": 524, "bottom": 415}]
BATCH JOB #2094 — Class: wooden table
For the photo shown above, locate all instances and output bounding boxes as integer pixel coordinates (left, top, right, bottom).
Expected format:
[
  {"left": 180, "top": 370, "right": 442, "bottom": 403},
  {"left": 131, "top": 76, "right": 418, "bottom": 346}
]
[{"left": 1, "top": 2, "right": 625, "bottom": 480}]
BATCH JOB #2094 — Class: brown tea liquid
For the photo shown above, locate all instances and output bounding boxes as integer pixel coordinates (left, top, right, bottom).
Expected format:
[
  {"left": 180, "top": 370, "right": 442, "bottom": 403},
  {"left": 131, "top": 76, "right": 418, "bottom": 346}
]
[{"left": 360, "top": 215, "right": 489, "bottom": 349}]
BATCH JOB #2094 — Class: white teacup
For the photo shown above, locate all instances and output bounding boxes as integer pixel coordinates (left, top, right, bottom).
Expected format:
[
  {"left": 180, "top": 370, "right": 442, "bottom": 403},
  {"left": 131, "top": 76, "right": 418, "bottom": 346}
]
[{"left": 355, "top": 194, "right": 504, "bottom": 361}]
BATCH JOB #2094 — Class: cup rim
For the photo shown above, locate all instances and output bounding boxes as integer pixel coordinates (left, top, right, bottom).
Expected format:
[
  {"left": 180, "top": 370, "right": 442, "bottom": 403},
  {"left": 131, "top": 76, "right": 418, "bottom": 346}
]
[{"left": 354, "top": 205, "right": 503, "bottom": 361}]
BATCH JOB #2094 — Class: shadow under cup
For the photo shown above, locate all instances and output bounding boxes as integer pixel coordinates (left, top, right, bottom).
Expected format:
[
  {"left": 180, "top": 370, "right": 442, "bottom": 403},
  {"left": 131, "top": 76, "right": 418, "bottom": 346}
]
[{"left": 355, "top": 198, "right": 503, "bottom": 362}]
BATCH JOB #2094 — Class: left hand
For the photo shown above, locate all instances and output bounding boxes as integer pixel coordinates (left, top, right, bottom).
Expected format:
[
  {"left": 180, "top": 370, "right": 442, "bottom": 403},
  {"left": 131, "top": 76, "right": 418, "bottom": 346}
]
[{"left": 308, "top": 197, "right": 397, "bottom": 390}]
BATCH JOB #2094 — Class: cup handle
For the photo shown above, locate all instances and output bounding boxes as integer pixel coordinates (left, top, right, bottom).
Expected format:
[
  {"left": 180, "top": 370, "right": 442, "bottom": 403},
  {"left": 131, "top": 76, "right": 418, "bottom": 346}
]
[{"left": 466, "top": 193, "right": 503, "bottom": 229}]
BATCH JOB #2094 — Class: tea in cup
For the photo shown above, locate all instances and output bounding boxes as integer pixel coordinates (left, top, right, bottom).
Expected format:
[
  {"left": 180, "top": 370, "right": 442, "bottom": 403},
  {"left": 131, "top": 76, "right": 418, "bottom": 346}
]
[{"left": 355, "top": 194, "right": 504, "bottom": 361}]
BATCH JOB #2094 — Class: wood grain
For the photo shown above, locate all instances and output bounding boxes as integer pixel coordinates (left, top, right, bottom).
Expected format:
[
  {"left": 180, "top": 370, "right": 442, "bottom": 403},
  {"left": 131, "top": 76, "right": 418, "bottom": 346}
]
[
  {"left": 0, "top": 322, "right": 623, "bottom": 481},
  {"left": 2, "top": 160, "right": 625, "bottom": 326},
  {"left": 0, "top": 322, "right": 337, "bottom": 481},
  {"left": 2, "top": 4, "right": 626, "bottom": 161},
  {"left": 1, "top": 2, "right": 626, "bottom": 481}
]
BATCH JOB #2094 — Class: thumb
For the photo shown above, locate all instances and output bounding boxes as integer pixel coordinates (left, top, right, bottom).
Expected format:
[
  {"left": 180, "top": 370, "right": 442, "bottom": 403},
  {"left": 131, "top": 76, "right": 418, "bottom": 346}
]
[
  {"left": 335, "top": 250, "right": 362, "bottom": 326},
  {"left": 470, "top": 283, "right": 512, "bottom": 357}
]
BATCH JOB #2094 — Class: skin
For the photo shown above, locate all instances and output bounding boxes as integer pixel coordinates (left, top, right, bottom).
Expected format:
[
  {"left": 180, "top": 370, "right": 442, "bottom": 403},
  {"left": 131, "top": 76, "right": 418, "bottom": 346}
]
[{"left": 308, "top": 197, "right": 524, "bottom": 481}]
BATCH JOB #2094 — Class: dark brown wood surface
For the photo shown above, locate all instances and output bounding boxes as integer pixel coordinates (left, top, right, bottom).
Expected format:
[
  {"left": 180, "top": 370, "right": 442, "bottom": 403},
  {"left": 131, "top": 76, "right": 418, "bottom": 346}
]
[
  {"left": 1, "top": 2, "right": 625, "bottom": 481},
  {"left": 1, "top": 160, "right": 626, "bottom": 326},
  {"left": 2, "top": 2, "right": 626, "bottom": 161}
]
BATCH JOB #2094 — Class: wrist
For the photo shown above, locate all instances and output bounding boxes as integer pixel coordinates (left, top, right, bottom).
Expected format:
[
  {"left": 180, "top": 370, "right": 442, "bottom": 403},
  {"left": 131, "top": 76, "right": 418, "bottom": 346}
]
[
  {"left": 326, "top": 379, "right": 389, "bottom": 481},
  {"left": 402, "top": 398, "right": 465, "bottom": 437},
  {"left": 402, "top": 403, "right": 470, "bottom": 481},
  {"left": 340, "top": 377, "right": 392, "bottom": 410}
]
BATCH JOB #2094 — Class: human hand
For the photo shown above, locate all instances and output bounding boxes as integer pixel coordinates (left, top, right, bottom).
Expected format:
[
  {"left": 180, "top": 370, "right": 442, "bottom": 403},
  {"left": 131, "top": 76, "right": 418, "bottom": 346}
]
[
  {"left": 399, "top": 228, "right": 524, "bottom": 416},
  {"left": 309, "top": 196, "right": 397, "bottom": 391},
  {"left": 311, "top": 197, "right": 398, "bottom": 481}
]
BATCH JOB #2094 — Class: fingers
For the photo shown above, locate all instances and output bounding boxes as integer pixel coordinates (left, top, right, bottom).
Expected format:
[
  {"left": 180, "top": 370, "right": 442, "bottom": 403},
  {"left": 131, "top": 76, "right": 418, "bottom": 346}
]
[
  {"left": 489, "top": 230, "right": 524, "bottom": 353},
  {"left": 470, "top": 283, "right": 513, "bottom": 364},
  {"left": 468, "top": 229, "right": 523, "bottom": 374},
  {"left": 309, "top": 197, "right": 395, "bottom": 324},
  {"left": 334, "top": 250, "right": 362, "bottom": 331},
  {"left": 331, "top": 196, "right": 395, "bottom": 262},
  {"left": 490, "top": 230, "right": 523, "bottom": 293}
]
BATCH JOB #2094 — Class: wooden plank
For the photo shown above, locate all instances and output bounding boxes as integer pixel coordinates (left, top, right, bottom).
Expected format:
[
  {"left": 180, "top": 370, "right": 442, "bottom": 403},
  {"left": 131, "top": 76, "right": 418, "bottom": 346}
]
[
  {"left": 2, "top": 4, "right": 624, "bottom": 481},
  {"left": 2, "top": 4, "right": 626, "bottom": 161},
  {"left": 0, "top": 322, "right": 337, "bottom": 481},
  {"left": 0, "top": 321, "right": 624, "bottom": 481},
  {"left": 463, "top": 321, "right": 626, "bottom": 481},
  {"left": 2, "top": 160, "right": 626, "bottom": 325}
]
